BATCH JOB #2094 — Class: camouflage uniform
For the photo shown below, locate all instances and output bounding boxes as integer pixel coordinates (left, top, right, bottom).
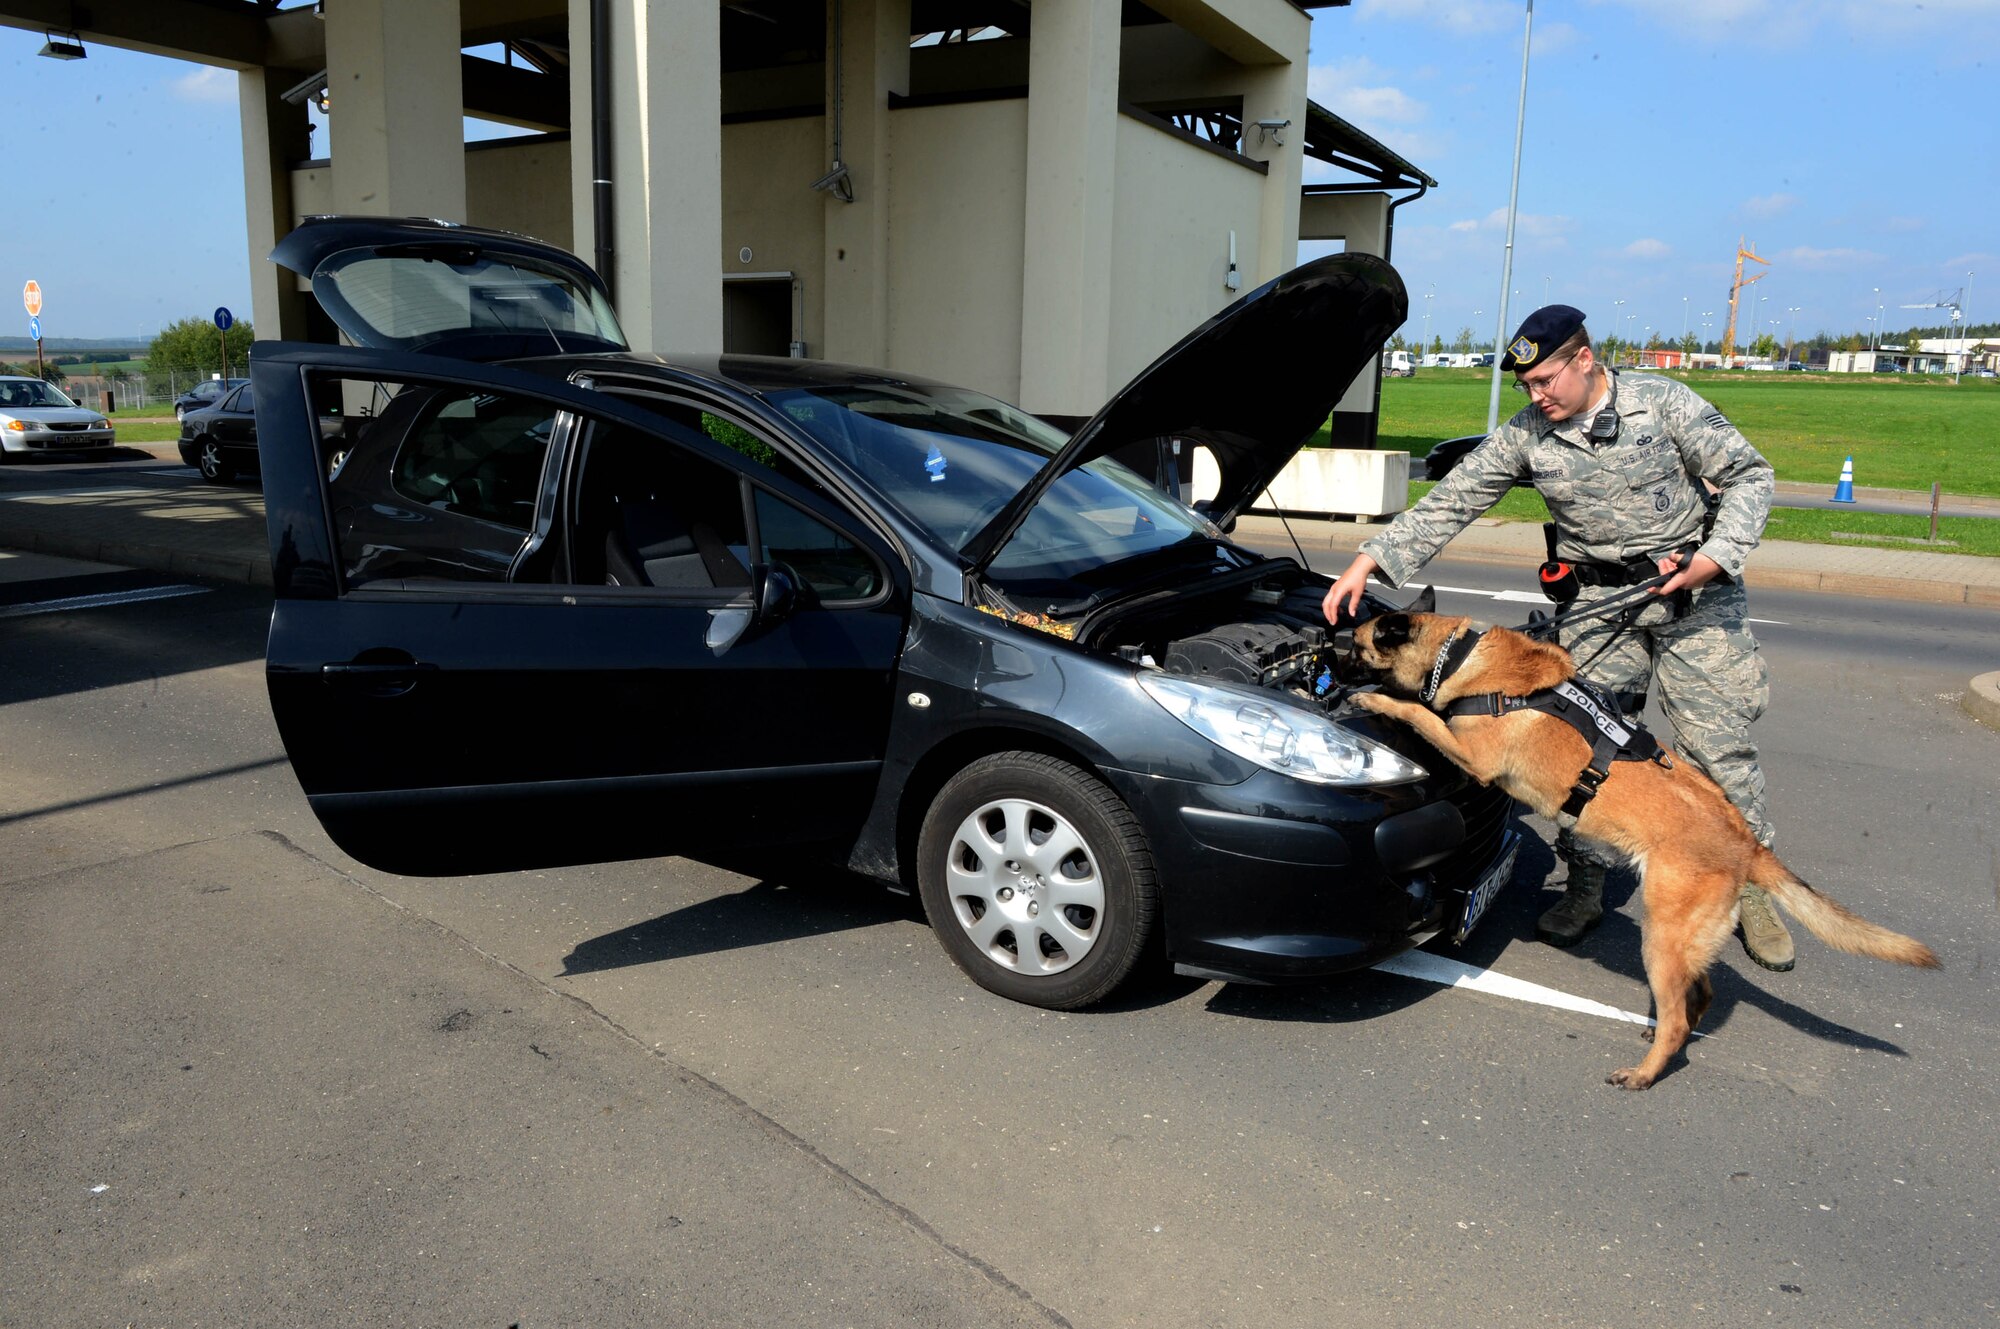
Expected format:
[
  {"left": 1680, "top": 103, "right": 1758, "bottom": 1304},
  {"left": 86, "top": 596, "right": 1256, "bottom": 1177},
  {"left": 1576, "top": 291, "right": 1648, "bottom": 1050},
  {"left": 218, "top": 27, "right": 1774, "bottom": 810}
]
[{"left": 1360, "top": 371, "right": 1776, "bottom": 869}]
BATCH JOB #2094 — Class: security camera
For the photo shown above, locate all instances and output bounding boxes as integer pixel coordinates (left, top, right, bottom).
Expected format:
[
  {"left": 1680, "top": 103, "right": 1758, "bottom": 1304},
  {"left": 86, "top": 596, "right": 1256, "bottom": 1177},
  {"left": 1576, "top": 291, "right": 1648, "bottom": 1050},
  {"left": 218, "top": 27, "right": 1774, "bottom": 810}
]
[{"left": 1252, "top": 118, "right": 1291, "bottom": 145}]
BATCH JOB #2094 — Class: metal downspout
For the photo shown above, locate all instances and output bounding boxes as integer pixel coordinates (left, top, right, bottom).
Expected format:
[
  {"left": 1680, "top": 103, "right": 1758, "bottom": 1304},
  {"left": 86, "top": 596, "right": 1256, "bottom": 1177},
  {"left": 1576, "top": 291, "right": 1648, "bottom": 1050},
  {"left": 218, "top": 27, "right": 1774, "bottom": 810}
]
[{"left": 591, "top": 0, "right": 614, "bottom": 285}]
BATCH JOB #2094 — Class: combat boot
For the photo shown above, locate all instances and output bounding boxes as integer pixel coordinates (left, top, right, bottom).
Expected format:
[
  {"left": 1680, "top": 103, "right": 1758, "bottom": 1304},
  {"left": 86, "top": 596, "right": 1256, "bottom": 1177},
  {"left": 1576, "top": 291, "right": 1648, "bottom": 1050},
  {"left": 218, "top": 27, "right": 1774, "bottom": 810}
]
[
  {"left": 1536, "top": 863, "right": 1606, "bottom": 948},
  {"left": 1738, "top": 884, "right": 1795, "bottom": 972}
]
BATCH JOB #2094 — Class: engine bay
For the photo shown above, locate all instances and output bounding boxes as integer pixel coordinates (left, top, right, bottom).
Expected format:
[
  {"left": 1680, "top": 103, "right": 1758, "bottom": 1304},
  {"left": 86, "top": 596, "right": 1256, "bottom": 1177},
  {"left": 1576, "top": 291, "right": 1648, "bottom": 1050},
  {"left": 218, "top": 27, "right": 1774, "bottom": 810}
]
[{"left": 1081, "top": 567, "right": 1368, "bottom": 711}]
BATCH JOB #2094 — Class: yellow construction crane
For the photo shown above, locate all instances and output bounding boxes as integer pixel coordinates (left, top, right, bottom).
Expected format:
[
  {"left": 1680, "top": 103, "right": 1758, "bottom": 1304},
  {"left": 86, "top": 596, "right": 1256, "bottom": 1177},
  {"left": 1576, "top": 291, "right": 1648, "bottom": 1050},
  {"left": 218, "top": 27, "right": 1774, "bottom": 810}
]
[{"left": 1721, "top": 238, "right": 1769, "bottom": 366}]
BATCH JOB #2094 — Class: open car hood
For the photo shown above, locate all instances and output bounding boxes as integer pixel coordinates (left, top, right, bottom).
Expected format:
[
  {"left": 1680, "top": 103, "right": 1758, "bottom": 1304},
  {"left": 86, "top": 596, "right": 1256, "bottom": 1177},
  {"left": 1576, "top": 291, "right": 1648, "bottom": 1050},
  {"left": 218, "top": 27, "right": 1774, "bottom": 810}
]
[
  {"left": 962, "top": 252, "right": 1407, "bottom": 575},
  {"left": 269, "top": 216, "right": 628, "bottom": 362}
]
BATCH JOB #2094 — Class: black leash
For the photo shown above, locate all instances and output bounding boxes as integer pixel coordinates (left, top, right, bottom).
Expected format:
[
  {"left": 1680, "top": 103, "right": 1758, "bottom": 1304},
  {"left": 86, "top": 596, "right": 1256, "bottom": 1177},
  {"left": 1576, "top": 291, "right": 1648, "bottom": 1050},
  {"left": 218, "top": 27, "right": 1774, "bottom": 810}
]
[{"left": 1513, "top": 572, "right": 1675, "bottom": 641}]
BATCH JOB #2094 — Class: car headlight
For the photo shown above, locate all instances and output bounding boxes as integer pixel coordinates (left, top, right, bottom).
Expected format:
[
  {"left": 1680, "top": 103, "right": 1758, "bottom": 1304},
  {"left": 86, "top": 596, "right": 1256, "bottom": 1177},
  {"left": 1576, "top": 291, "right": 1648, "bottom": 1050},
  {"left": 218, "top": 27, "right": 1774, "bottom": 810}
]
[
  {"left": 1138, "top": 672, "right": 1427, "bottom": 787},
  {"left": 5, "top": 420, "right": 28, "bottom": 431}
]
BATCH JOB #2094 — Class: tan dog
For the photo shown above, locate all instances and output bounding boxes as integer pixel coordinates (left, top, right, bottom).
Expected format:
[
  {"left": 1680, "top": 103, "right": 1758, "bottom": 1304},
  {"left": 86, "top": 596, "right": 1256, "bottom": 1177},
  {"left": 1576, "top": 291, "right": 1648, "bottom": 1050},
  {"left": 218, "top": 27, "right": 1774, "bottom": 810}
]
[{"left": 1351, "top": 610, "right": 1938, "bottom": 1089}]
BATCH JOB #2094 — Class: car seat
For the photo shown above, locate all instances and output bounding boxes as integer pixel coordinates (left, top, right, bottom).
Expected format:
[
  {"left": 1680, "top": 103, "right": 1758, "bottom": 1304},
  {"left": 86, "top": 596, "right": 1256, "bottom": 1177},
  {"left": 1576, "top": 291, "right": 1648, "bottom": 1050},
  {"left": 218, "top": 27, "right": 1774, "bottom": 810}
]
[{"left": 603, "top": 494, "right": 748, "bottom": 589}]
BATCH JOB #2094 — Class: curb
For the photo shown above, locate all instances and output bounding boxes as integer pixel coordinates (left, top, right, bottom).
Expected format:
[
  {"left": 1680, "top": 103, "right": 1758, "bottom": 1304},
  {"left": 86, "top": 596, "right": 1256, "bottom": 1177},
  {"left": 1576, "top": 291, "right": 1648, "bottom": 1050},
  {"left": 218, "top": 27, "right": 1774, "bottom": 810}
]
[
  {"left": 9, "top": 525, "right": 269, "bottom": 588},
  {"left": 1963, "top": 672, "right": 2000, "bottom": 734}
]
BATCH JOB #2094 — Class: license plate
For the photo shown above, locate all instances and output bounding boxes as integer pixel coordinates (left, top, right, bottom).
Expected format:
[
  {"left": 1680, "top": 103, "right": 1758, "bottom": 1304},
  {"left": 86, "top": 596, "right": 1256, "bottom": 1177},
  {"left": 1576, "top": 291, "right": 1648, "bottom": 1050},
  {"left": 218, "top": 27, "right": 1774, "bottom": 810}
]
[{"left": 1453, "top": 829, "right": 1522, "bottom": 943}]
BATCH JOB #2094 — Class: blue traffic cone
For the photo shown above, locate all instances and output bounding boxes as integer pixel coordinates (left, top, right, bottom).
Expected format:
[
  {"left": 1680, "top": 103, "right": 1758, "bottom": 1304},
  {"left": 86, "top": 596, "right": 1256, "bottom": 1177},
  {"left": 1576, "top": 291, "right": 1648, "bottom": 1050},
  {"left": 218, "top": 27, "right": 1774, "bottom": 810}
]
[{"left": 1831, "top": 456, "right": 1856, "bottom": 503}]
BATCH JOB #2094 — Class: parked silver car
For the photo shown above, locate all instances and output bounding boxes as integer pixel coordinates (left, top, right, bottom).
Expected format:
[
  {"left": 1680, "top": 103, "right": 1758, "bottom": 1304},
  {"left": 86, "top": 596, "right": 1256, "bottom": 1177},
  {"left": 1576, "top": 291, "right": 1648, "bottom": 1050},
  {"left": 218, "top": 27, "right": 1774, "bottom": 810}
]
[{"left": 0, "top": 376, "right": 116, "bottom": 460}]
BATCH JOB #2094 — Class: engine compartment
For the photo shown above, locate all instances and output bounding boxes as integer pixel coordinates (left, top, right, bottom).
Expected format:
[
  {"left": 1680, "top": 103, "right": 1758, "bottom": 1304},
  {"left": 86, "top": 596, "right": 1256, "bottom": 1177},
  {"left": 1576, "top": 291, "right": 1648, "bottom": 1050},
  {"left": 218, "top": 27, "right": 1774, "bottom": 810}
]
[{"left": 1081, "top": 567, "right": 1365, "bottom": 711}]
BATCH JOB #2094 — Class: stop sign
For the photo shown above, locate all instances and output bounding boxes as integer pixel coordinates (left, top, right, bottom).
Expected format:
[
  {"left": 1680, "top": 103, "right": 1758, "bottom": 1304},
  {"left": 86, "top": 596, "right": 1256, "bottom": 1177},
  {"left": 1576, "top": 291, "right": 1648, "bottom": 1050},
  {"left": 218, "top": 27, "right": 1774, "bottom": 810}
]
[{"left": 23, "top": 280, "right": 42, "bottom": 317}]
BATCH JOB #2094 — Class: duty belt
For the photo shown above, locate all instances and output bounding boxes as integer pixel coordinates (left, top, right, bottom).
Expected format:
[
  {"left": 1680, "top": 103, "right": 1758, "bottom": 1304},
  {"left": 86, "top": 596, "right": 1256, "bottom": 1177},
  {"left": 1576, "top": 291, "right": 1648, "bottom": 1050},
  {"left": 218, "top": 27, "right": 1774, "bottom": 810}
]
[{"left": 1569, "top": 559, "right": 1665, "bottom": 587}]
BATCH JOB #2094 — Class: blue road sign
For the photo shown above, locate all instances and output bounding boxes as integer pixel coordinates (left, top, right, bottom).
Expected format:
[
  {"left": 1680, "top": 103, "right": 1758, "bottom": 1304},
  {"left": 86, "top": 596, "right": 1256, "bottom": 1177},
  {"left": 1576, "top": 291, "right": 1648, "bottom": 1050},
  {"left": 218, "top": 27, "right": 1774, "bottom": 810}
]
[
  {"left": 28, "top": 315, "right": 41, "bottom": 341},
  {"left": 214, "top": 307, "right": 234, "bottom": 331}
]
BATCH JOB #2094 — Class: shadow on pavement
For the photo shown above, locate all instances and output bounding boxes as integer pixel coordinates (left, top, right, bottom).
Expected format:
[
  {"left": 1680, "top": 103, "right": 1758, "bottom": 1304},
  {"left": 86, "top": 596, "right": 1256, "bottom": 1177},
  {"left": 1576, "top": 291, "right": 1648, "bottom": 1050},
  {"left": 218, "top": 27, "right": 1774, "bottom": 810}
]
[{"left": 1200, "top": 832, "right": 1911, "bottom": 1062}]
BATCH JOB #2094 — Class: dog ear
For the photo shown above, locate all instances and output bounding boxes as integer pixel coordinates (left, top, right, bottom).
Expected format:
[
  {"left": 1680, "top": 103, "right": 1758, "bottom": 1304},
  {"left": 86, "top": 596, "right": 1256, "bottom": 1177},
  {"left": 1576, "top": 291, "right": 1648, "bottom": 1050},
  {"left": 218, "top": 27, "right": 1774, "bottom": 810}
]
[
  {"left": 1406, "top": 585, "right": 1437, "bottom": 614},
  {"left": 1371, "top": 613, "right": 1413, "bottom": 649}
]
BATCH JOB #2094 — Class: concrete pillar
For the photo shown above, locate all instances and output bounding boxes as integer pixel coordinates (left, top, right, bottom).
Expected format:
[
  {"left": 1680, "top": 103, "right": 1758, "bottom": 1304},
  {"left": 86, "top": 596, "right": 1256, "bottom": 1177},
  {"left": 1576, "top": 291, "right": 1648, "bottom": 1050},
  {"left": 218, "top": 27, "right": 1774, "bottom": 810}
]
[
  {"left": 1236, "top": 42, "right": 1308, "bottom": 284},
  {"left": 821, "top": 0, "right": 910, "bottom": 366},
  {"left": 570, "top": 0, "right": 723, "bottom": 353},
  {"left": 1020, "top": 0, "right": 1121, "bottom": 419},
  {"left": 239, "top": 67, "right": 312, "bottom": 342},
  {"left": 323, "top": 0, "right": 466, "bottom": 220},
  {"left": 1298, "top": 191, "right": 1394, "bottom": 448}
]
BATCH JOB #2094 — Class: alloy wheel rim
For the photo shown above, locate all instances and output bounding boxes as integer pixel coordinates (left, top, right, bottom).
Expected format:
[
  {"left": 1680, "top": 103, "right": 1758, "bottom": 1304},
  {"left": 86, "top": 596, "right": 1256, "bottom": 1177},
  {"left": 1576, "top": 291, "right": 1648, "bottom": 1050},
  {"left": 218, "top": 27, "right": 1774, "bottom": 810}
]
[
  {"left": 200, "top": 441, "right": 221, "bottom": 476},
  {"left": 944, "top": 797, "right": 1104, "bottom": 976}
]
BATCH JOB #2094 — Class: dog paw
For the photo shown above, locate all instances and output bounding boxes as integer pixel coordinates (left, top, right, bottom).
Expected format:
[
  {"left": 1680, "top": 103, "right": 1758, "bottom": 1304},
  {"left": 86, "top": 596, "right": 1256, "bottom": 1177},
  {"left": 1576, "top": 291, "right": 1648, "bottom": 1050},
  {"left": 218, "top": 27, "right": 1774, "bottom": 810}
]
[
  {"left": 1607, "top": 1067, "right": 1655, "bottom": 1090},
  {"left": 1350, "top": 691, "right": 1396, "bottom": 714}
]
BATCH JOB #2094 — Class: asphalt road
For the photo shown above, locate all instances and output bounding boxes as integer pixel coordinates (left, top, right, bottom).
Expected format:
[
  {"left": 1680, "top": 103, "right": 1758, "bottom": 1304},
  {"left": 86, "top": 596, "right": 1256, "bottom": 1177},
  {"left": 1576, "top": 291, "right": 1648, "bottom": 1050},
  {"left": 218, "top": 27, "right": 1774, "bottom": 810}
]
[{"left": 3, "top": 542, "right": 1998, "bottom": 1327}]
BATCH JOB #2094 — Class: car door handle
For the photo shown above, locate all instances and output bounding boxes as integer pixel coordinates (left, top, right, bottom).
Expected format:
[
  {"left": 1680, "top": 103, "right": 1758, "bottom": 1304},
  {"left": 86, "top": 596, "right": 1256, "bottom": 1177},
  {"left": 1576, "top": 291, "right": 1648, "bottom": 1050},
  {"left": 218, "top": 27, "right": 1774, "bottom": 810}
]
[{"left": 321, "top": 659, "right": 438, "bottom": 697}]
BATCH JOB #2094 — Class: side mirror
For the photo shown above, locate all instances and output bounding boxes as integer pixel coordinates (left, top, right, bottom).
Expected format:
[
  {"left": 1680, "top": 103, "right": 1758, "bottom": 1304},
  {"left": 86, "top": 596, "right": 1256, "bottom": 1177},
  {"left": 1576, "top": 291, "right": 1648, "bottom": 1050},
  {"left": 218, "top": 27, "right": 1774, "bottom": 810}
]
[{"left": 704, "top": 564, "right": 799, "bottom": 655}]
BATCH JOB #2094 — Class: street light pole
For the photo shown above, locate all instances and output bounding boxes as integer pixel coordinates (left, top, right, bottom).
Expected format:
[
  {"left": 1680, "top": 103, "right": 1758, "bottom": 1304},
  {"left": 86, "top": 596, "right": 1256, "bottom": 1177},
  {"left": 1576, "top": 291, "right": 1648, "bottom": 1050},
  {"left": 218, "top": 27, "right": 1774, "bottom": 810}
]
[
  {"left": 1681, "top": 295, "right": 1689, "bottom": 369},
  {"left": 1958, "top": 270, "right": 1974, "bottom": 382},
  {"left": 1872, "top": 288, "right": 1882, "bottom": 352},
  {"left": 1786, "top": 306, "right": 1801, "bottom": 362},
  {"left": 1485, "top": 0, "right": 1535, "bottom": 432}
]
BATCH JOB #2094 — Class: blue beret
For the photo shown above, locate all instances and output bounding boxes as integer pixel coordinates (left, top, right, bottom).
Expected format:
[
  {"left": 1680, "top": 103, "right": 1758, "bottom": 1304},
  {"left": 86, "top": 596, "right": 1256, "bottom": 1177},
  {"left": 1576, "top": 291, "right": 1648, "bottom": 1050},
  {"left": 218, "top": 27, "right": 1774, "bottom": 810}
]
[{"left": 1502, "top": 304, "right": 1587, "bottom": 371}]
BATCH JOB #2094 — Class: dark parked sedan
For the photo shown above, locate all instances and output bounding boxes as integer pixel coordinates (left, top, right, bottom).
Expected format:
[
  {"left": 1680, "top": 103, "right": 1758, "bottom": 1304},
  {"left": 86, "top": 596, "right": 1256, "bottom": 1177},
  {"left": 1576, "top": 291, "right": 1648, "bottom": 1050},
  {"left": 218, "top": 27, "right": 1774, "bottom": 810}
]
[
  {"left": 251, "top": 217, "right": 1521, "bottom": 1009},
  {"left": 173, "top": 376, "right": 248, "bottom": 422},
  {"left": 178, "top": 381, "right": 260, "bottom": 481}
]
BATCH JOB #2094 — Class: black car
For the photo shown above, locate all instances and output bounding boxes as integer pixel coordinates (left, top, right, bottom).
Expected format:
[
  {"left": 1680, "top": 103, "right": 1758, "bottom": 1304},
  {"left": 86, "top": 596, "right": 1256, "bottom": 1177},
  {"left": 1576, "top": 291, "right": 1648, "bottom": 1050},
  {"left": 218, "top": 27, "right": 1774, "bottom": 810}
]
[
  {"left": 178, "top": 381, "right": 260, "bottom": 481},
  {"left": 173, "top": 376, "right": 248, "bottom": 422},
  {"left": 251, "top": 217, "right": 1521, "bottom": 1010}
]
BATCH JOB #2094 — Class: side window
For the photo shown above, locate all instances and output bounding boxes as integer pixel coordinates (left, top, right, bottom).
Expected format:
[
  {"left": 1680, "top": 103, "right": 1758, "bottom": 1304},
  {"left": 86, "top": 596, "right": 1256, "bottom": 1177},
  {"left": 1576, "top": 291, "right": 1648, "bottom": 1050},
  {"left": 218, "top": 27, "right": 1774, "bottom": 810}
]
[
  {"left": 569, "top": 424, "right": 753, "bottom": 594},
  {"left": 754, "top": 489, "right": 882, "bottom": 603},
  {"left": 310, "top": 374, "right": 557, "bottom": 589},
  {"left": 388, "top": 393, "right": 553, "bottom": 530}
]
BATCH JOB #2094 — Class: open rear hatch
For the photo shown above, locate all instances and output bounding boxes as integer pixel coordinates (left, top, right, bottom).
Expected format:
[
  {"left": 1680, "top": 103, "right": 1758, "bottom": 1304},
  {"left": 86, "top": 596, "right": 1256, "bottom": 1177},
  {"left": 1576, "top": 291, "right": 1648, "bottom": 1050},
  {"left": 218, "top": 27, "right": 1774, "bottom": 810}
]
[{"left": 270, "top": 216, "right": 628, "bottom": 363}]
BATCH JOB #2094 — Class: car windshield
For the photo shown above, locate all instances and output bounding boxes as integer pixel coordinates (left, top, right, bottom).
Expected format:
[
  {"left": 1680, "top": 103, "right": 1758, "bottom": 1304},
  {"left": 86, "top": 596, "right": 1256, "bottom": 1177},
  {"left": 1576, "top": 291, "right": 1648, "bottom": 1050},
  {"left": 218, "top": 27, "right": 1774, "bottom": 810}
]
[
  {"left": 2, "top": 380, "right": 76, "bottom": 408},
  {"left": 764, "top": 381, "right": 1212, "bottom": 569}
]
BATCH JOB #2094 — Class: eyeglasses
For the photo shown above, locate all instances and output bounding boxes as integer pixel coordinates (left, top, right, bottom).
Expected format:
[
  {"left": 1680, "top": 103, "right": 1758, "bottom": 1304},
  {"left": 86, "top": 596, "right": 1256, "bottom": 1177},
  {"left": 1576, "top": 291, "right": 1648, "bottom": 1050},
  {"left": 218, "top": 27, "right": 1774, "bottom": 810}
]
[{"left": 1513, "top": 352, "right": 1582, "bottom": 397}]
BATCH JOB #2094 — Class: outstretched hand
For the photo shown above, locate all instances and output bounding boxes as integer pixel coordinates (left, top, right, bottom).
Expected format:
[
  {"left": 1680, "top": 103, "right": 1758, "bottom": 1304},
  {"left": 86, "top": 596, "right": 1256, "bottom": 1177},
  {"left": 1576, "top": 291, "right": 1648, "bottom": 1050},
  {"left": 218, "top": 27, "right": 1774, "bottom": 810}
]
[{"left": 1323, "top": 553, "right": 1380, "bottom": 622}]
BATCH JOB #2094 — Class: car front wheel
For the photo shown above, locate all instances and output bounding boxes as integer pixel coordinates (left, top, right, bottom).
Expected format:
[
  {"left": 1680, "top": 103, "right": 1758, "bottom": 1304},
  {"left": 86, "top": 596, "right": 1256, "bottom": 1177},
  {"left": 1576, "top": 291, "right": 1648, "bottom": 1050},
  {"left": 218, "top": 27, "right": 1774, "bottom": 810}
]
[
  {"left": 196, "top": 437, "right": 234, "bottom": 483},
  {"left": 917, "top": 752, "right": 1157, "bottom": 1010}
]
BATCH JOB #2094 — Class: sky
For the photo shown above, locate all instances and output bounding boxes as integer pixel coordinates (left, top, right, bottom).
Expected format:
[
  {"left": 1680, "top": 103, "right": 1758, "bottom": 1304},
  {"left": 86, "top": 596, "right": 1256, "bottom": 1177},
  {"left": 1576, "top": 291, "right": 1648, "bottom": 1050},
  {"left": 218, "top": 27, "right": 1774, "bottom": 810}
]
[
  {"left": 1300, "top": 0, "right": 1998, "bottom": 352},
  {"left": 4, "top": 1, "right": 1995, "bottom": 350}
]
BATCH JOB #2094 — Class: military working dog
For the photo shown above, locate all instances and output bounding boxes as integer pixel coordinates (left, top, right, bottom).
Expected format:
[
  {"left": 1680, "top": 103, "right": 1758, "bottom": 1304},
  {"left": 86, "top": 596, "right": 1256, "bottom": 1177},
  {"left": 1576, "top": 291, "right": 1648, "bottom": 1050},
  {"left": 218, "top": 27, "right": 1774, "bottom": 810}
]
[{"left": 1350, "top": 609, "right": 1938, "bottom": 1090}]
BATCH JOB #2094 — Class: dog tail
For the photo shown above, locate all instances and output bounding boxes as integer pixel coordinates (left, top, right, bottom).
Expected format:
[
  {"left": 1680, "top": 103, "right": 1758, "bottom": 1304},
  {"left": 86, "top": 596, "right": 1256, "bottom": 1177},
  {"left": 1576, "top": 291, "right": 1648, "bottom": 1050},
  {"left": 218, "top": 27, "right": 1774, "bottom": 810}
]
[{"left": 1749, "top": 849, "right": 1940, "bottom": 969}]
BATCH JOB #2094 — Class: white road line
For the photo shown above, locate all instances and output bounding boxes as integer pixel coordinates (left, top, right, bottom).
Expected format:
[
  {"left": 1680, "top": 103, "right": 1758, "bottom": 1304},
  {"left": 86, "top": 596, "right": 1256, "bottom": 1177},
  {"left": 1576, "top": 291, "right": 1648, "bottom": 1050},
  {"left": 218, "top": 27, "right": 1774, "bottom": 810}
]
[
  {"left": 0, "top": 584, "right": 211, "bottom": 619},
  {"left": 0, "top": 486, "right": 166, "bottom": 502},
  {"left": 1431, "top": 583, "right": 1786, "bottom": 626},
  {"left": 1377, "top": 949, "right": 1706, "bottom": 1038},
  {"left": 1431, "top": 583, "right": 1548, "bottom": 604}
]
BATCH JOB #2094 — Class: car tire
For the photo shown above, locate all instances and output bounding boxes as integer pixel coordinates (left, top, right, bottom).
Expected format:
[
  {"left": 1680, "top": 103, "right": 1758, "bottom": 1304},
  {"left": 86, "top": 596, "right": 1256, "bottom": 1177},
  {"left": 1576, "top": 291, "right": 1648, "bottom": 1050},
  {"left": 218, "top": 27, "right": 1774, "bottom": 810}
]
[
  {"left": 196, "top": 436, "right": 234, "bottom": 483},
  {"left": 917, "top": 751, "right": 1158, "bottom": 1010}
]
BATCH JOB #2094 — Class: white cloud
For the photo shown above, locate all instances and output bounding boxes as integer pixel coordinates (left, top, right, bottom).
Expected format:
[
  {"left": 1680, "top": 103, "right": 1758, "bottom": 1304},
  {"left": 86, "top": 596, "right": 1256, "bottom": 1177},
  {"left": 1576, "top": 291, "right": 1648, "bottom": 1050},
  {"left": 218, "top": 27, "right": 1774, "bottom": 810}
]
[
  {"left": 1307, "top": 59, "right": 1426, "bottom": 128},
  {"left": 1449, "top": 219, "right": 1481, "bottom": 233},
  {"left": 1474, "top": 207, "right": 1571, "bottom": 240},
  {"left": 1624, "top": 238, "right": 1672, "bottom": 259},
  {"left": 171, "top": 67, "right": 237, "bottom": 104},
  {"left": 1742, "top": 193, "right": 1799, "bottom": 221}
]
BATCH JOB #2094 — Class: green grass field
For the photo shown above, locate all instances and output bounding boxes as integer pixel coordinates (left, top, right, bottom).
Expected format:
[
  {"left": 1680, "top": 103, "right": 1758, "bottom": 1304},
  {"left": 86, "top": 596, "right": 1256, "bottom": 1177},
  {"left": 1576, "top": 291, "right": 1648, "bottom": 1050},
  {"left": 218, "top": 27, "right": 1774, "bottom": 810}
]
[
  {"left": 1353, "top": 368, "right": 2000, "bottom": 498},
  {"left": 110, "top": 420, "right": 182, "bottom": 444},
  {"left": 1405, "top": 480, "right": 2000, "bottom": 558}
]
